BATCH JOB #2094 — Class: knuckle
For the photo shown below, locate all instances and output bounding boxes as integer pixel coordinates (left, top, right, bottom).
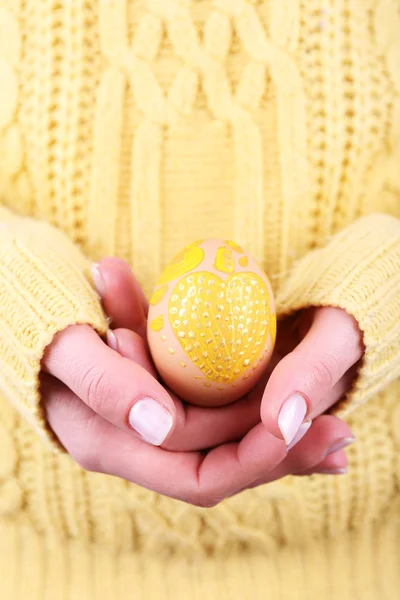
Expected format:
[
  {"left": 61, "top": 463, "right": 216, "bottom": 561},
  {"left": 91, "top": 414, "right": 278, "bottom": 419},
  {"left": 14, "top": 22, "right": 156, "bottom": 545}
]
[
  {"left": 310, "top": 358, "right": 335, "bottom": 392},
  {"left": 80, "top": 365, "right": 111, "bottom": 413}
]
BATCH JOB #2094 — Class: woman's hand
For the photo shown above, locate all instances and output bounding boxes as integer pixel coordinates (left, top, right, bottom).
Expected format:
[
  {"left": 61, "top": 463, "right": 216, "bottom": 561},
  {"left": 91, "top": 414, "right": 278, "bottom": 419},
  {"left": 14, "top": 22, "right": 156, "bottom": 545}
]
[
  {"left": 260, "top": 307, "right": 364, "bottom": 447},
  {"left": 40, "top": 258, "right": 355, "bottom": 507}
]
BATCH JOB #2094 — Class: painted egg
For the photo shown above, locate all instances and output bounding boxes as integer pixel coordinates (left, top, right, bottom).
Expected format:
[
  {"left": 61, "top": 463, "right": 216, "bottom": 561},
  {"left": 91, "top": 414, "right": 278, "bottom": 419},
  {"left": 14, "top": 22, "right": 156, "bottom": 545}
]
[{"left": 147, "top": 239, "right": 276, "bottom": 407}]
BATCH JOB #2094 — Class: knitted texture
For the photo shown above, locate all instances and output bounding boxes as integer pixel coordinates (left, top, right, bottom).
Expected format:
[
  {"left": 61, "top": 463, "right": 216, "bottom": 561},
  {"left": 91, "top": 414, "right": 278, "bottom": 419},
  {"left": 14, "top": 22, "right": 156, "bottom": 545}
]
[
  {"left": 277, "top": 213, "right": 400, "bottom": 416},
  {"left": 0, "top": 1, "right": 400, "bottom": 599},
  {"left": 0, "top": 206, "right": 108, "bottom": 447}
]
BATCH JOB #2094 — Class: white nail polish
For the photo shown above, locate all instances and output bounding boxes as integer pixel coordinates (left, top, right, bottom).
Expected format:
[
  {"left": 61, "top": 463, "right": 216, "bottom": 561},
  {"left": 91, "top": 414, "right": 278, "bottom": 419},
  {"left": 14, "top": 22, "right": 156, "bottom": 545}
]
[
  {"left": 278, "top": 394, "right": 308, "bottom": 445},
  {"left": 106, "top": 330, "right": 118, "bottom": 351},
  {"left": 325, "top": 436, "right": 355, "bottom": 457},
  {"left": 129, "top": 398, "right": 173, "bottom": 446},
  {"left": 287, "top": 420, "right": 312, "bottom": 450},
  {"left": 91, "top": 263, "right": 106, "bottom": 296},
  {"left": 317, "top": 467, "right": 348, "bottom": 475}
]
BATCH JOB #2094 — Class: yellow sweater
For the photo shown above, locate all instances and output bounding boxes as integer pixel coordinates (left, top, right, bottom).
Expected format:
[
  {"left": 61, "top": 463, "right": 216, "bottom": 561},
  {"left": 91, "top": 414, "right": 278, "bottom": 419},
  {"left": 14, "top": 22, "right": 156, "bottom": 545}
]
[{"left": 0, "top": 1, "right": 400, "bottom": 598}]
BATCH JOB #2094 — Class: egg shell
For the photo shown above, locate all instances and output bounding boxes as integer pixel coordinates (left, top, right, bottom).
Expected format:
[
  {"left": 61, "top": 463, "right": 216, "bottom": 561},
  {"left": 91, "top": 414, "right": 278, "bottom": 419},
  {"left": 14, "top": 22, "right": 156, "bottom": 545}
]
[{"left": 147, "top": 239, "right": 276, "bottom": 407}]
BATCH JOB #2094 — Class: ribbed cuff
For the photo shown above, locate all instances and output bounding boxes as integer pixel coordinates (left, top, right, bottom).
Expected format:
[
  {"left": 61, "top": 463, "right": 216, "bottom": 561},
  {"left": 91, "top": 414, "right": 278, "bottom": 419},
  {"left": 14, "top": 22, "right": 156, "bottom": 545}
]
[
  {"left": 0, "top": 211, "right": 108, "bottom": 449},
  {"left": 276, "top": 213, "right": 400, "bottom": 417}
]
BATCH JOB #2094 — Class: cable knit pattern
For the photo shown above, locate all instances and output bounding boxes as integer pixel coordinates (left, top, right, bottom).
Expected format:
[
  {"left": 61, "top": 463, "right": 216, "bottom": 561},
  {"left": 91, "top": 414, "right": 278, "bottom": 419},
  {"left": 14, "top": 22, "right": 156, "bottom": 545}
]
[
  {"left": 0, "top": 1, "right": 400, "bottom": 599},
  {"left": 0, "top": 1, "right": 32, "bottom": 217}
]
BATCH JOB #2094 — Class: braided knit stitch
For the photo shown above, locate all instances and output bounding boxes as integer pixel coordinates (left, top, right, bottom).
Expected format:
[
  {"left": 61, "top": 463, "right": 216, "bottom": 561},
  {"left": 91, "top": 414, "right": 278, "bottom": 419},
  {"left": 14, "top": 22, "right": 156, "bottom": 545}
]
[{"left": 0, "top": 1, "right": 399, "bottom": 599}]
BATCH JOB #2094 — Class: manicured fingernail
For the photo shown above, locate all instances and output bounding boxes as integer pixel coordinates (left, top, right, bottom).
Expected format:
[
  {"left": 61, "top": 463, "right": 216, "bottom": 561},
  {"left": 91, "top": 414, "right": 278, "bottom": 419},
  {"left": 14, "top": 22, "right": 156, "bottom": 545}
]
[
  {"left": 129, "top": 398, "right": 173, "bottom": 446},
  {"left": 317, "top": 467, "right": 348, "bottom": 475},
  {"left": 287, "top": 420, "right": 312, "bottom": 450},
  {"left": 91, "top": 263, "right": 106, "bottom": 296},
  {"left": 325, "top": 436, "right": 356, "bottom": 456},
  {"left": 325, "top": 436, "right": 355, "bottom": 457},
  {"left": 106, "top": 330, "right": 118, "bottom": 351},
  {"left": 278, "top": 394, "right": 308, "bottom": 445}
]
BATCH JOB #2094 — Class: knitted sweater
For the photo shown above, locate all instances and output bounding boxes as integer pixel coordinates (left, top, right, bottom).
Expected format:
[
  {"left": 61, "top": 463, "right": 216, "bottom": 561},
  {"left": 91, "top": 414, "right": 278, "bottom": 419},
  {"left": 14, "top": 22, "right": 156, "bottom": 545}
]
[{"left": 0, "top": 1, "right": 400, "bottom": 599}]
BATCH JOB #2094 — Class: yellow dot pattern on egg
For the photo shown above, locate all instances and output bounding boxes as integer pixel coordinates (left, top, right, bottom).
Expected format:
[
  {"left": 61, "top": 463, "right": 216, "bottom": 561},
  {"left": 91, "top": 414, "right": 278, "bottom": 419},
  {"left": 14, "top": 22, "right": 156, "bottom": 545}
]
[
  {"left": 158, "top": 243, "right": 205, "bottom": 285},
  {"left": 168, "top": 271, "right": 271, "bottom": 384},
  {"left": 150, "top": 284, "right": 169, "bottom": 306},
  {"left": 150, "top": 315, "right": 164, "bottom": 332},
  {"left": 214, "top": 246, "right": 234, "bottom": 274},
  {"left": 224, "top": 240, "right": 244, "bottom": 253},
  {"left": 239, "top": 256, "right": 249, "bottom": 267}
]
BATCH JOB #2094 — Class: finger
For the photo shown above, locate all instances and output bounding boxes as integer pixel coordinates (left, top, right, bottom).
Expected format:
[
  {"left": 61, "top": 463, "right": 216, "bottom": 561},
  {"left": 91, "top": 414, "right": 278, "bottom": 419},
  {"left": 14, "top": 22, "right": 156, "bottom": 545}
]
[
  {"left": 41, "top": 373, "right": 98, "bottom": 452},
  {"left": 111, "top": 327, "right": 266, "bottom": 451},
  {"left": 163, "top": 372, "right": 267, "bottom": 452},
  {"left": 43, "top": 371, "right": 287, "bottom": 506},
  {"left": 246, "top": 415, "right": 354, "bottom": 488},
  {"left": 261, "top": 306, "right": 363, "bottom": 445},
  {"left": 91, "top": 257, "right": 148, "bottom": 336},
  {"left": 43, "top": 324, "right": 176, "bottom": 446},
  {"left": 106, "top": 328, "right": 157, "bottom": 376},
  {"left": 315, "top": 362, "right": 359, "bottom": 416},
  {"left": 297, "top": 450, "right": 348, "bottom": 476},
  {"left": 47, "top": 324, "right": 264, "bottom": 454},
  {"left": 99, "top": 257, "right": 149, "bottom": 314}
]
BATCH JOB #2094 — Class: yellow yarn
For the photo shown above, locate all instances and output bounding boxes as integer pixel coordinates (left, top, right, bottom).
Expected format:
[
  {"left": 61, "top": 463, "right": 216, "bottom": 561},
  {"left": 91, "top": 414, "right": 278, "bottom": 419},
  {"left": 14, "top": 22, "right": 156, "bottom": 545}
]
[{"left": 0, "top": 1, "right": 400, "bottom": 599}]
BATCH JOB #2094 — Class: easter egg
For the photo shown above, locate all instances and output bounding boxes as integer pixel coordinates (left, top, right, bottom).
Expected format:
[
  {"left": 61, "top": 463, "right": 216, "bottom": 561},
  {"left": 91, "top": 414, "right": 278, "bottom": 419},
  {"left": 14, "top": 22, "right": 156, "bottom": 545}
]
[{"left": 147, "top": 239, "right": 276, "bottom": 407}]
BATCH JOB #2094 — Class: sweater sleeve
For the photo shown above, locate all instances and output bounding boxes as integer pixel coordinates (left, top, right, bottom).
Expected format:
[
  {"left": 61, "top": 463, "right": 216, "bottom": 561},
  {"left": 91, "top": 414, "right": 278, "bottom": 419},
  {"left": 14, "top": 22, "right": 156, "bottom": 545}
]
[
  {"left": 0, "top": 205, "right": 108, "bottom": 447},
  {"left": 276, "top": 213, "right": 400, "bottom": 419}
]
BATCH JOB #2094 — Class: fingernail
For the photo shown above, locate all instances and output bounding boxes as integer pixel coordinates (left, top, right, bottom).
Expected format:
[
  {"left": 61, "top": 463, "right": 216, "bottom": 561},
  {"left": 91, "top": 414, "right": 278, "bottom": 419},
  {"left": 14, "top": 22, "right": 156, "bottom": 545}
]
[
  {"left": 325, "top": 436, "right": 355, "bottom": 457},
  {"left": 317, "top": 467, "right": 348, "bottom": 475},
  {"left": 91, "top": 263, "right": 106, "bottom": 296},
  {"left": 287, "top": 420, "right": 312, "bottom": 450},
  {"left": 129, "top": 398, "right": 173, "bottom": 446},
  {"left": 106, "top": 330, "right": 118, "bottom": 351},
  {"left": 278, "top": 394, "right": 308, "bottom": 445}
]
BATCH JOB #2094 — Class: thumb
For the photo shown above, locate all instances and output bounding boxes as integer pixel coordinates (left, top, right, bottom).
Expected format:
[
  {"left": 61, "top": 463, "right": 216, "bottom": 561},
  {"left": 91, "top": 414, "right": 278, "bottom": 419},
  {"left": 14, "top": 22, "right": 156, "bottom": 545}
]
[{"left": 260, "top": 307, "right": 363, "bottom": 445}]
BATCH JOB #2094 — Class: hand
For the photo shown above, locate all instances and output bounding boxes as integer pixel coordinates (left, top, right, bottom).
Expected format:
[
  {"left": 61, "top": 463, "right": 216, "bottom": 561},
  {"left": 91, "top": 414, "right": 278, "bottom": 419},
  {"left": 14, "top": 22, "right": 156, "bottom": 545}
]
[
  {"left": 260, "top": 306, "right": 364, "bottom": 461},
  {"left": 40, "top": 259, "right": 355, "bottom": 506}
]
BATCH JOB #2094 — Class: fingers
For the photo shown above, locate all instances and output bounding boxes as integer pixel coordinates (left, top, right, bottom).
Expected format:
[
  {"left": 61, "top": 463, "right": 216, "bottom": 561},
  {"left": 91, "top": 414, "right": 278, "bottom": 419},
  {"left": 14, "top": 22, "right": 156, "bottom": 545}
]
[
  {"left": 261, "top": 307, "right": 363, "bottom": 445},
  {"left": 163, "top": 373, "right": 267, "bottom": 452},
  {"left": 298, "top": 450, "right": 348, "bottom": 476},
  {"left": 42, "top": 370, "right": 287, "bottom": 505},
  {"left": 43, "top": 375, "right": 350, "bottom": 506},
  {"left": 315, "top": 362, "right": 359, "bottom": 416},
  {"left": 41, "top": 373, "right": 98, "bottom": 456},
  {"left": 91, "top": 257, "right": 148, "bottom": 336},
  {"left": 246, "top": 415, "right": 354, "bottom": 488},
  {"left": 110, "top": 327, "right": 266, "bottom": 451},
  {"left": 43, "top": 321, "right": 263, "bottom": 454},
  {"left": 106, "top": 327, "right": 157, "bottom": 376},
  {"left": 42, "top": 324, "right": 176, "bottom": 446},
  {"left": 275, "top": 415, "right": 353, "bottom": 475}
]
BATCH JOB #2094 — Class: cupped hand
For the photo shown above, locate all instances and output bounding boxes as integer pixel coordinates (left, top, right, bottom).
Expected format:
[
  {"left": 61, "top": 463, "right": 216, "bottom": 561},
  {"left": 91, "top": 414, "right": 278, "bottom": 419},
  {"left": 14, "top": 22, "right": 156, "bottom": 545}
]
[
  {"left": 260, "top": 305, "right": 364, "bottom": 451},
  {"left": 40, "top": 258, "right": 356, "bottom": 506}
]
